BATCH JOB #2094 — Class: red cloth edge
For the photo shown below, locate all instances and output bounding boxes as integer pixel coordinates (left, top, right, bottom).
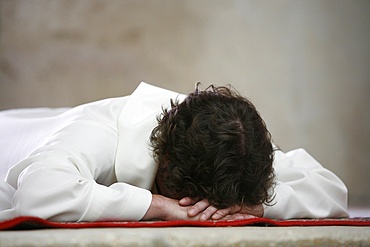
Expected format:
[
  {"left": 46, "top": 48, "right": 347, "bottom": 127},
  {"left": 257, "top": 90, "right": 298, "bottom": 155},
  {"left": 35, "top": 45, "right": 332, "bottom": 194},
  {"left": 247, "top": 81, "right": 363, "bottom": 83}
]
[{"left": 0, "top": 216, "right": 369, "bottom": 230}]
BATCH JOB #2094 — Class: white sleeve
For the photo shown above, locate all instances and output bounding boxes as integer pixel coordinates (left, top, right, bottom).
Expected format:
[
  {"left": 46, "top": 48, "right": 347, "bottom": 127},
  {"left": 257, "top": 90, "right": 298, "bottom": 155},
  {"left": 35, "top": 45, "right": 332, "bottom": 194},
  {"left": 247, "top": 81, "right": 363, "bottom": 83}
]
[
  {"left": 7, "top": 115, "right": 152, "bottom": 222},
  {"left": 263, "top": 148, "right": 349, "bottom": 219}
]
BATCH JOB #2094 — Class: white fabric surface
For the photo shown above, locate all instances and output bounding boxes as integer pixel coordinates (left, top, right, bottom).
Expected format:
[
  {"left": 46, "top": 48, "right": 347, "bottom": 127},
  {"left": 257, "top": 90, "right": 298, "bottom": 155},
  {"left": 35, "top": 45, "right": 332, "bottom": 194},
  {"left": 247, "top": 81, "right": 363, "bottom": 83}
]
[{"left": 0, "top": 82, "right": 348, "bottom": 221}]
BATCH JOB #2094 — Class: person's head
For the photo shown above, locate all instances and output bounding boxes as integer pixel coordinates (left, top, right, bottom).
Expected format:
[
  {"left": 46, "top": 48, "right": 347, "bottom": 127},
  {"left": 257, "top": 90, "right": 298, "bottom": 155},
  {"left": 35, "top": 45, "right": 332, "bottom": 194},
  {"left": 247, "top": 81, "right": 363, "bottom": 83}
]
[{"left": 150, "top": 83, "right": 275, "bottom": 208}]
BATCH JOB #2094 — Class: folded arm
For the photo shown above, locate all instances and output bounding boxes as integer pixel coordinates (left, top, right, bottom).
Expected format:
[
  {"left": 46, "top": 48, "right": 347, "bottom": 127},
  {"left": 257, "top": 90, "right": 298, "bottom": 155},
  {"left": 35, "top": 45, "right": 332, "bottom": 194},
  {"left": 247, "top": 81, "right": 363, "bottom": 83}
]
[
  {"left": 263, "top": 149, "right": 349, "bottom": 219},
  {"left": 8, "top": 119, "right": 152, "bottom": 222}
]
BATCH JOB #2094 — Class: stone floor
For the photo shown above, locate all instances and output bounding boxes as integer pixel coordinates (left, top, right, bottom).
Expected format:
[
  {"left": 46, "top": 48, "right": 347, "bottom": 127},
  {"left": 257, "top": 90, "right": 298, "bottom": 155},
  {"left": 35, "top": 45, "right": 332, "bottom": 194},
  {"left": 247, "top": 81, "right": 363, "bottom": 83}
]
[{"left": 0, "top": 226, "right": 369, "bottom": 247}]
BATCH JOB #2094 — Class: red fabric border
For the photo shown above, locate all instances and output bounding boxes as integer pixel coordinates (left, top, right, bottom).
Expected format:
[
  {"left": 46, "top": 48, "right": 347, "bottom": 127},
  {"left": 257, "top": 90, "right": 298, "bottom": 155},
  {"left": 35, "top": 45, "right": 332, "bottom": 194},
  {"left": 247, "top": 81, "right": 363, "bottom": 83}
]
[{"left": 0, "top": 216, "right": 369, "bottom": 230}]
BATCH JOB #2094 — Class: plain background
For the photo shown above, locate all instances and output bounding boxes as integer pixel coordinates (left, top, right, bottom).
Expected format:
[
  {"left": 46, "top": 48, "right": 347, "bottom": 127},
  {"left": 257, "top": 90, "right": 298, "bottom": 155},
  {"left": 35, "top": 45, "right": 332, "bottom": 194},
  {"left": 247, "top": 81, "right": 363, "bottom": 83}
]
[{"left": 0, "top": 0, "right": 369, "bottom": 208}]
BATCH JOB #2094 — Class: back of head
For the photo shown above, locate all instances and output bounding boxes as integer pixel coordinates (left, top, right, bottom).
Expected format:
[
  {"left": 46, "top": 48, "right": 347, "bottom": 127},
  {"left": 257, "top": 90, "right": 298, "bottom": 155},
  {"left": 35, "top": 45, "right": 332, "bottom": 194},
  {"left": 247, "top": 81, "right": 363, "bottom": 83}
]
[{"left": 150, "top": 84, "right": 275, "bottom": 208}]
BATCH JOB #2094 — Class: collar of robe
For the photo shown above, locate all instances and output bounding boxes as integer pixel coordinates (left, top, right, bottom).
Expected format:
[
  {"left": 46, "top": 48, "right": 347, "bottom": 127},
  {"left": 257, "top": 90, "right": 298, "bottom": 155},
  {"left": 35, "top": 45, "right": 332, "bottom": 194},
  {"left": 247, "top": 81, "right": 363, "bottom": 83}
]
[{"left": 115, "top": 82, "right": 186, "bottom": 190}]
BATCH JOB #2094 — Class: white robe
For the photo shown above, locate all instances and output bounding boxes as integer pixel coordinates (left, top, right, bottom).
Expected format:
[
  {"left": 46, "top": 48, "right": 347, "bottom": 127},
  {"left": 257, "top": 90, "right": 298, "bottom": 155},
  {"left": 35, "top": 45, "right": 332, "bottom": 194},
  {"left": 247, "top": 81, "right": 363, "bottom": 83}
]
[{"left": 0, "top": 82, "right": 349, "bottom": 221}]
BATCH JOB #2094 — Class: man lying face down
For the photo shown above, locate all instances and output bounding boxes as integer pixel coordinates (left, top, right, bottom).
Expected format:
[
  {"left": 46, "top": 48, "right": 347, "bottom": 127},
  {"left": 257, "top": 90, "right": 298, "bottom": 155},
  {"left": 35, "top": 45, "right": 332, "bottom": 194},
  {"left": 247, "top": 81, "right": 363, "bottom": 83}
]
[
  {"left": 0, "top": 82, "right": 348, "bottom": 222},
  {"left": 147, "top": 84, "right": 274, "bottom": 220}
]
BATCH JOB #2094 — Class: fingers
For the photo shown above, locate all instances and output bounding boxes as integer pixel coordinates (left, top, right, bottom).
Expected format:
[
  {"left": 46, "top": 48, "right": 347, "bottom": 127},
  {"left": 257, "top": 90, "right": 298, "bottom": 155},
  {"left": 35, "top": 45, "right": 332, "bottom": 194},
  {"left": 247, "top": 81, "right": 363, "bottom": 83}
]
[
  {"left": 179, "top": 198, "right": 218, "bottom": 220},
  {"left": 238, "top": 204, "right": 264, "bottom": 217},
  {"left": 211, "top": 204, "right": 243, "bottom": 220},
  {"left": 222, "top": 213, "right": 257, "bottom": 221},
  {"left": 187, "top": 199, "right": 211, "bottom": 217},
  {"left": 211, "top": 207, "right": 233, "bottom": 220},
  {"left": 178, "top": 198, "right": 263, "bottom": 221},
  {"left": 178, "top": 197, "right": 197, "bottom": 206},
  {"left": 199, "top": 205, "right": 219, "bottom": 221}
]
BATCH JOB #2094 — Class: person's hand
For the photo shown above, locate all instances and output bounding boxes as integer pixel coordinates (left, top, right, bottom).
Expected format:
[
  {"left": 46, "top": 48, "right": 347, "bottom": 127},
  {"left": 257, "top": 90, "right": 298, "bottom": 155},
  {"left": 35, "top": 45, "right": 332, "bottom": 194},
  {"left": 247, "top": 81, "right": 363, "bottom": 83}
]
[
  {"left": 210, "top": 203, "right": 264, "bottom": 220},
  {"left": 179, "top": 197, "right": 219, "bottom": 221},
  {"left": 142, "top": 194, "right": 202, "bottom": 221},
  {"left": 179, "top": 197, "right": 264, "bottom": 221}
]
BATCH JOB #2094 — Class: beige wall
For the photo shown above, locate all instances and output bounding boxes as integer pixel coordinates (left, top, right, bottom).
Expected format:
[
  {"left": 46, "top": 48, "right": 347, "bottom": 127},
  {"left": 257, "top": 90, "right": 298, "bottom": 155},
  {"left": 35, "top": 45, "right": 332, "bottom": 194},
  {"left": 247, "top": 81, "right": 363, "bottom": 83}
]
[{"left": 1, "top": 0, "right": 369, "bottom": 206}]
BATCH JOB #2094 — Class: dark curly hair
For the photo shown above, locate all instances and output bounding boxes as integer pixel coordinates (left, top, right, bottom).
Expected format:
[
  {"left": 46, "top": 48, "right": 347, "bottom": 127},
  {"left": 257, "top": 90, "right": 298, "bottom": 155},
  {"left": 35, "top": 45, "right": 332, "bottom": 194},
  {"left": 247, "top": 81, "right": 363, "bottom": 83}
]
[{"left": 150, "top": 83, "right": 275, "bottom": 208}]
